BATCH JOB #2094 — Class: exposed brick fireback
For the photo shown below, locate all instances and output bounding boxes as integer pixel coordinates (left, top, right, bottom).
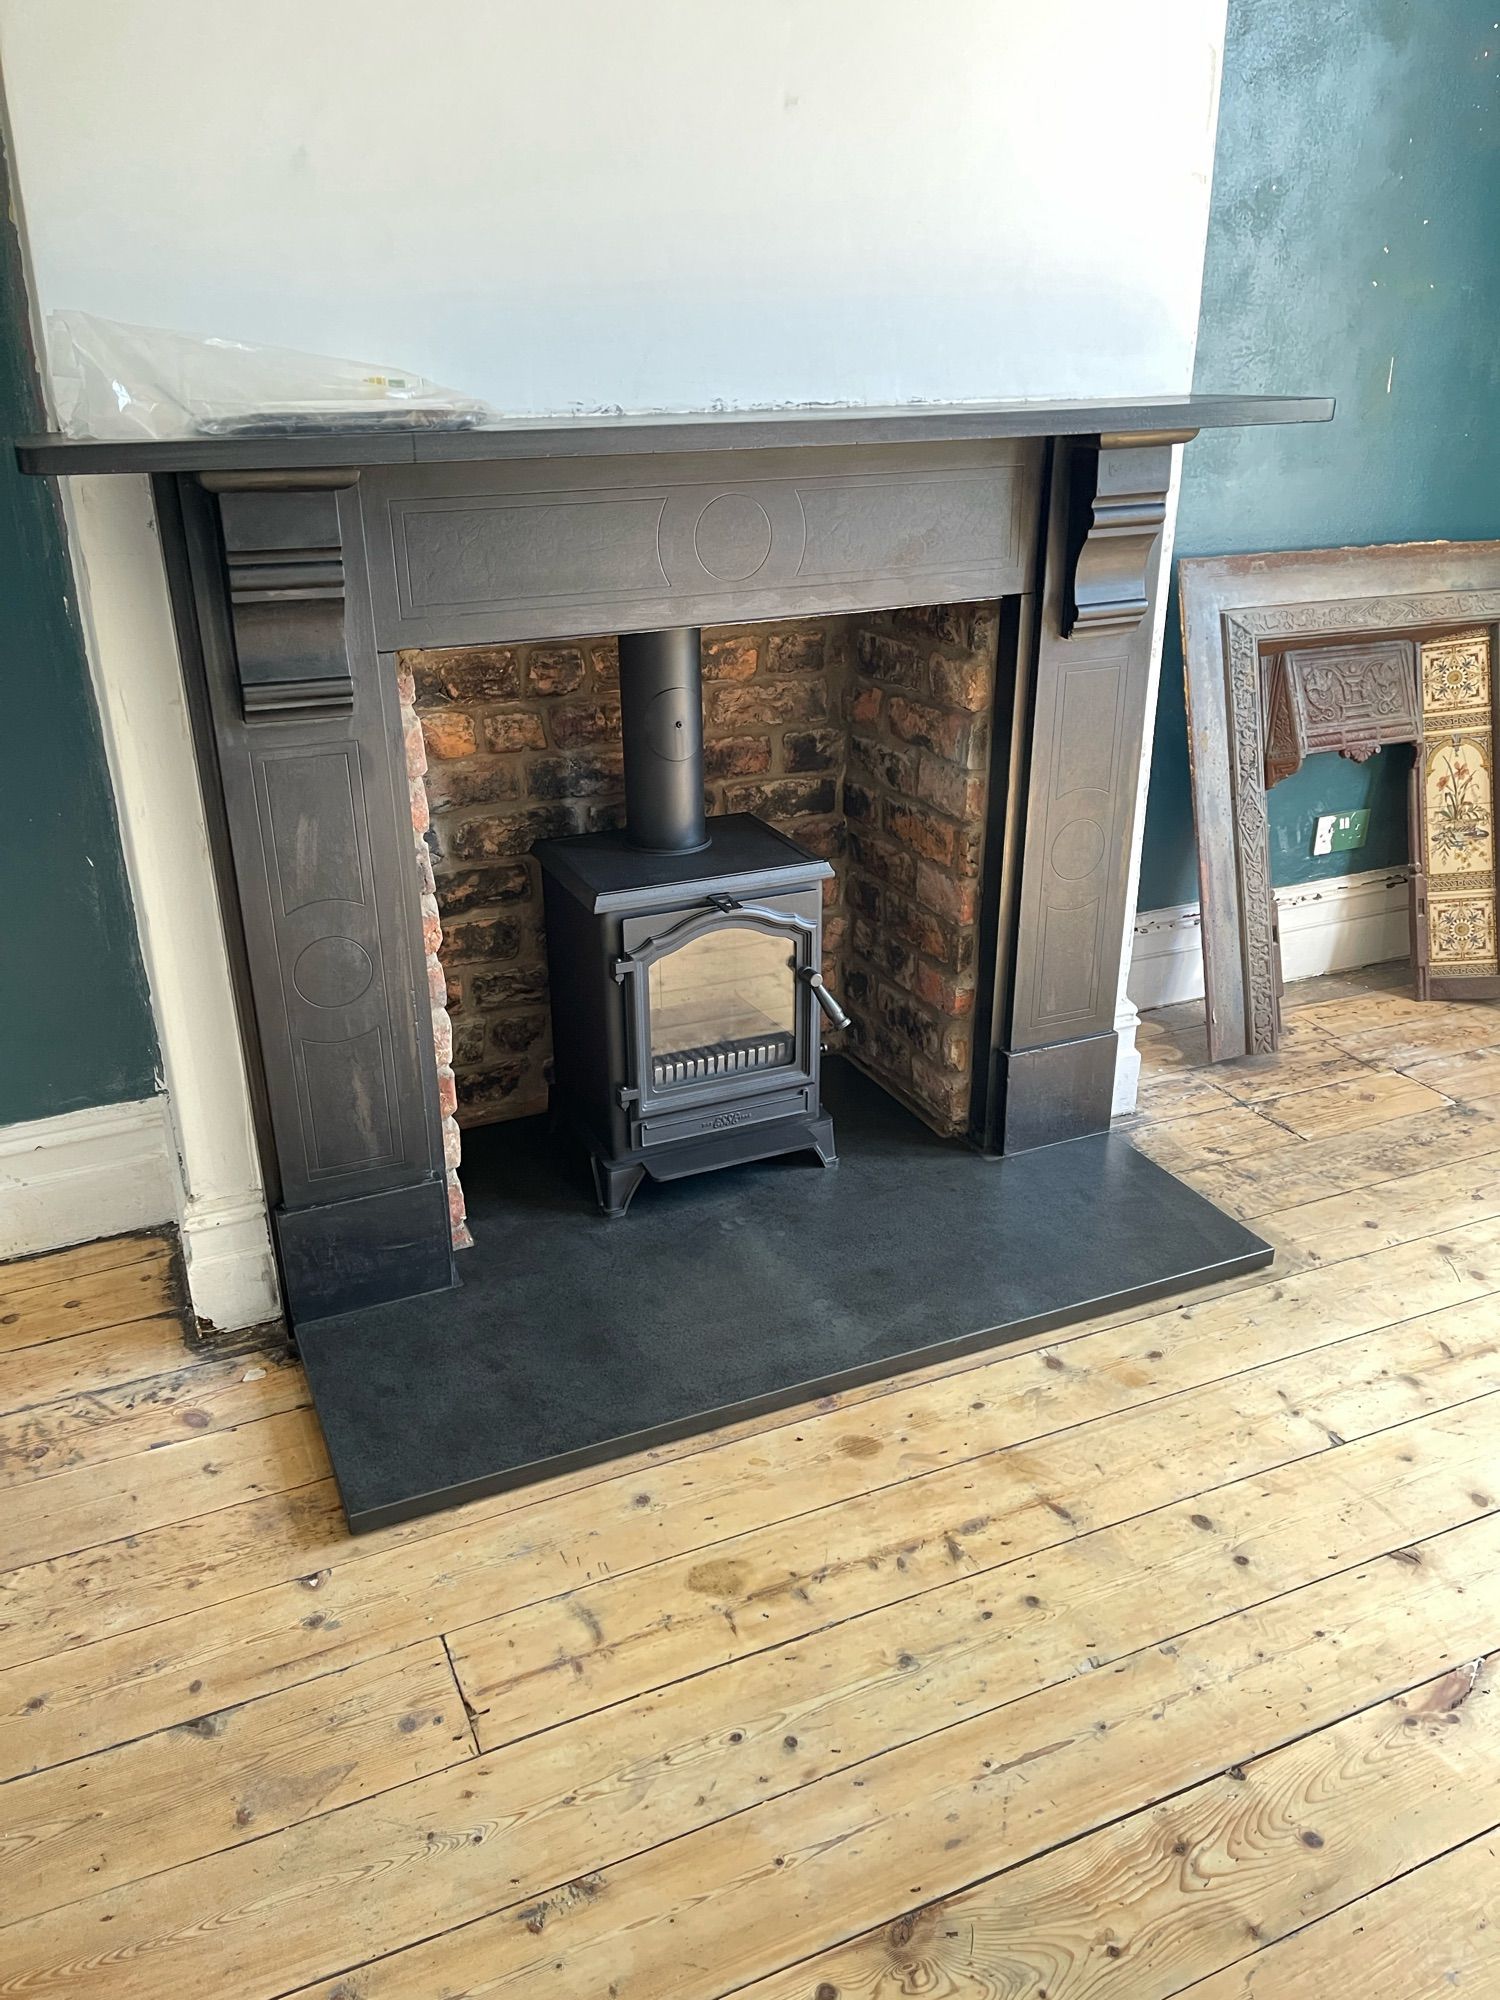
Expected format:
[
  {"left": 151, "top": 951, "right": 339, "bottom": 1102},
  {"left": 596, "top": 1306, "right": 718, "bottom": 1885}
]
[
  {"left": 839, "top": 601, "right": 997, "bottom": 1129},
  {"left": 396, "top": 673, "right": 472, "bottom": 1250},
  {"left": 482, "top": 710, "right": 547, "bottom": 755},
  {"left": 526, "top": 753, "right": 625, "bottom": 800},
  {"left": 702, "top": 634, "right": 759, "bottom": 681},
  {"left": 526, "top": 646, "right": 586, "bottom": 696},
  {"left": 411, "top": 646, "right": 521, "bottom": 704},
  {"left": 783, "top": 728, "right": 842, "bottom": 774},
  {"left": 420, "top": 712, "right": 477, "bottom": 761},
  {"left": 398, "top": 599, "right": 998, "bottom": 1158},
  {"left": 705, "top": 679, "right": 828, "bottom": 728},
  {"left": 436, "top": 864, "right": 532, "bottom": 915},
  {"left": 703, "top": 735, "right": 774, "bottom": 781}
]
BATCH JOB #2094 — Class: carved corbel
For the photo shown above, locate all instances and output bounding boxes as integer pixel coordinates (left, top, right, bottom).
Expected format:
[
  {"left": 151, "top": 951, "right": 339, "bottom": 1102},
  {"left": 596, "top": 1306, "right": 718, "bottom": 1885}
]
[
  {"left": 202, "top": 471, "right": 359, "bottom": 719},
  {"left": 1062, "top": 430, "right": 1195, "bottom": 637}
]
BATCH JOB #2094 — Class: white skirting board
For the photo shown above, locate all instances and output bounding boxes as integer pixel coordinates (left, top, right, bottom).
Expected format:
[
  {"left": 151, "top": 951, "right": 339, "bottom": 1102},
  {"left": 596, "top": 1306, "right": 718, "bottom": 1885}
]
[
  {"left": 0, "top": 1097, "right": 177, "bottom": 1260},
  {"left": 176, "top": 1188, "right": 282, "bottom": 1336},
  {"left": 1129, "top": 866, "right": 1412, "bottom": 1014},
  {"left": 0, "top": 1092, "right": 281, "bottom": 1333}
]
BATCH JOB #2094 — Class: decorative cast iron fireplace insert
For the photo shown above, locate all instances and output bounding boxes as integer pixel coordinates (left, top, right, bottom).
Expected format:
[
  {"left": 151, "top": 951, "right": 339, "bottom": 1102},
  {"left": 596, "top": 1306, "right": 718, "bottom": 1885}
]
[
  {"left": 21, "top": 395, "right": 1331, "bottom": 1334},
  {"left": 1178, "top": 540, "right": 1500, "bottom": 1062}
]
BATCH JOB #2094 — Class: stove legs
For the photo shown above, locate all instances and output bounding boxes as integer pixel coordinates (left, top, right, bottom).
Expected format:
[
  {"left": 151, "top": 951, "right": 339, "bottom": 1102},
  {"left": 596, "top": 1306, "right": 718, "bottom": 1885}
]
[
  {"left": 593, "top": 1157, "right": 648, "bottom": 1219},
  {"left": 589, "top": 1112, "right": 838, "bottom": 1217},
  {"left": 805, "top": 1110, "right": 839, "bottom": 1169}
]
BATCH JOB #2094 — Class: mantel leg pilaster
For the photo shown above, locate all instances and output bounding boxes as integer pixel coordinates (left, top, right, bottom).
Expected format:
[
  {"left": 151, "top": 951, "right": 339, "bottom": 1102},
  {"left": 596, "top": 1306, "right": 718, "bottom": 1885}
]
[
  {"left": 160, "top": 473, "right": 455, "bottom": 1324},
  {"left": 983, "top": 432, "right": 1187, "bottom": 1152}
]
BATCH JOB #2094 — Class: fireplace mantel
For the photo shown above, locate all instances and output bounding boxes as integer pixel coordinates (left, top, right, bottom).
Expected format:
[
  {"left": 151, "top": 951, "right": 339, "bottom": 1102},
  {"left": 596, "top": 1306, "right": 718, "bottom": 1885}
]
[
  {"left": 21, "top": 393, "right": 1331, "bottom": 1327},
  {"left": 17, "top": 392, "right": 1331, "bottom": 475}
]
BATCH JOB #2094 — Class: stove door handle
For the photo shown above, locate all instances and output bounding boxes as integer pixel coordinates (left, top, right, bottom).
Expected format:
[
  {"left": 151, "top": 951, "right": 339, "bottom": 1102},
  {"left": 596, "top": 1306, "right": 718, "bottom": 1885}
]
[{"left": 799, "top": 967, "right": 851, "bottom": 1032}]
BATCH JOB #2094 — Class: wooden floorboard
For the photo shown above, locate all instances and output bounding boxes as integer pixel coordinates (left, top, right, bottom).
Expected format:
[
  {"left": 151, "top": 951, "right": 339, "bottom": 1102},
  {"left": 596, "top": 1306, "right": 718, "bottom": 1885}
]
[
  {"left": 0, "top": 1313, "right": 207, "bottom": 1416},
  {"left": 741, "top": 1656, "right": 1500, "bottom": 2000},
  {"left": 0, "top": 1248, "right": 182, "bottom": 1356},
  {"left": 0, "top": 1345, "right": 309, "bottom": 1489},
  {"left": 447, "top": 1316, "right": 1500, "bottom": 1749},
  {"left": 266, "top": 1515, "right": 1500, "bottom": 2000},
  {"left": 3, "top": 1404, "right": 329, "bottom": 1569},
  {"left": 0, "top": 1228, "right": 172, "bottom": 1305},
  {"left": 1169, "top": 1097, "right": 1500, "bottom": 1220},
  {"left": 0, "top": 1638, "right": 474, "bottom": 1926},
  {"left": 1181, "top": 1824, "right": 1500, "bottom": 1998},
  {"left": 1, "top": 961, "right": 1498, "bottom": 1997}
]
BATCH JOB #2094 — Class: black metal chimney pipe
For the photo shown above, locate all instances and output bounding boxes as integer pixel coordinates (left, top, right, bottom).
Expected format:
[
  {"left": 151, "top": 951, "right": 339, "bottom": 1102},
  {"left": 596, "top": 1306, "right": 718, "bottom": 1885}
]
[{"left": 617, "top": 625, "right": 709, "bottom": 852}]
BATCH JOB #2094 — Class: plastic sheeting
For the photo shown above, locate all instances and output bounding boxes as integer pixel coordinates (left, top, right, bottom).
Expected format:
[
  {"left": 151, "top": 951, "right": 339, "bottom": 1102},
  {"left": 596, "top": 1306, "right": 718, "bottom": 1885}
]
[{"left": 47, "top": 310, "right": 490, "bottom": 440}]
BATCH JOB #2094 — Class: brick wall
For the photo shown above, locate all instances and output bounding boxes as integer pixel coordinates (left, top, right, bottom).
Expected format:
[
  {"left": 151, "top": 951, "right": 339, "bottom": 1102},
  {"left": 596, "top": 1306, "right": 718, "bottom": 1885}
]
[
  {"left": 841, "top": 604, "right": 999, "bottom": 1132},
  {"left": 395, "top": 661, "right": 471, "bottom": 1249},
  {"left": 399, "top": 601, "right": 998, "bottom": 1186}
]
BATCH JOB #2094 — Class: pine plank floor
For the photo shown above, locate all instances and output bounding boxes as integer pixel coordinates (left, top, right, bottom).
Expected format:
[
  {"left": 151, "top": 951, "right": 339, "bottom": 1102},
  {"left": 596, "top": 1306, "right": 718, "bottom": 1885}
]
[{"left": 3, "top": 960, "right": 1500, "bottom": 1998}]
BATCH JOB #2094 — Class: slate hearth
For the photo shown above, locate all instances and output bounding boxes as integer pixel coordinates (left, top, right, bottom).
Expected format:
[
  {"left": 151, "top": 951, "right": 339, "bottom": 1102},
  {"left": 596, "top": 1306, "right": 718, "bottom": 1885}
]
[{"left": 297, "top": 1058, "right": 1271, "bottom": 1531}]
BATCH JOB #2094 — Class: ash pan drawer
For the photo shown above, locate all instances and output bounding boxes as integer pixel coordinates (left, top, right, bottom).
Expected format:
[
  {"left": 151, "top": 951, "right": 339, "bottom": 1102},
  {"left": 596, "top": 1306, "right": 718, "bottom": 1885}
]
[{"left": 634, "top": 1084, "right": 816, "bottom": 1150}]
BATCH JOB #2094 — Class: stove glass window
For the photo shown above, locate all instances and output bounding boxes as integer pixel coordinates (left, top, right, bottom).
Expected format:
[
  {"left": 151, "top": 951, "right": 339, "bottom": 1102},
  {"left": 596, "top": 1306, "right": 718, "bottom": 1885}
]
[{"left": 647, "top": 926, "right": 798, "bottom": 1088}]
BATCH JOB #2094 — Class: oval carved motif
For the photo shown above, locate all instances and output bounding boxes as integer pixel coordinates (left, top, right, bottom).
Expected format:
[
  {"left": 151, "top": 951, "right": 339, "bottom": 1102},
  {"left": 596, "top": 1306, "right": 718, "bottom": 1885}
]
[
  {"left": 1049, "top": 818, "right": 1106, "bottom": 882},
  {"left": 293, "top": 935, "right": 375, "bottom": 1010},
  {"left": 692, "top": 493, "right": 775, "bottom": 582}
]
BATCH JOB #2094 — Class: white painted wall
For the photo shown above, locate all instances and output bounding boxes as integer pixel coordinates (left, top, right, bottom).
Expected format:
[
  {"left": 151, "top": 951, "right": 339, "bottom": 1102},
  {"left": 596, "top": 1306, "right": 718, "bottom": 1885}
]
[
  {"left": 0, "top": 1, "right": 1226, "bottom": 1320},
  {"left": 0, "top": 0, "right": 1225, "bottom": 416}
]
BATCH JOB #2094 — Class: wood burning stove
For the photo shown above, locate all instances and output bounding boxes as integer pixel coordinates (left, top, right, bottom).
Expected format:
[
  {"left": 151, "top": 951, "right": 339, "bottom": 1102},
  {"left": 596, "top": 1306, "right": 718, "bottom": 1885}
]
[{"left": 536, "top": 626, "right": 846, "bottom": 1213}]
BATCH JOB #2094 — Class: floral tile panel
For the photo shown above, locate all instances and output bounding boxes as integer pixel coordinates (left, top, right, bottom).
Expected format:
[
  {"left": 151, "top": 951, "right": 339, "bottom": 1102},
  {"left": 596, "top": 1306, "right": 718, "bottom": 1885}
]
[{"left": 1420, "top": 629, "right": 1498, "bottom": 980}]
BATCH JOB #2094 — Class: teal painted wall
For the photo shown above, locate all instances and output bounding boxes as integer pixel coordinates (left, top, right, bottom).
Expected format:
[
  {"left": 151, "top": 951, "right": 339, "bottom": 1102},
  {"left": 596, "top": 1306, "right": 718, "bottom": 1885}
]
[
  {"left": 1, "top": 137, "right": 159, "bottom": 1124},
  {"left": 1139, "top": 0, "right": 1500, "bottom": 912}
]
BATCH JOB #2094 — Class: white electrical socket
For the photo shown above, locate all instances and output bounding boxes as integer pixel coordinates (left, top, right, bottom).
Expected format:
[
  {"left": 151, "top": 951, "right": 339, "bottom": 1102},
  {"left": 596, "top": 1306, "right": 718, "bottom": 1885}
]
[{"left": 1312, "top": 813, "right": 1337, "bottom": 857}]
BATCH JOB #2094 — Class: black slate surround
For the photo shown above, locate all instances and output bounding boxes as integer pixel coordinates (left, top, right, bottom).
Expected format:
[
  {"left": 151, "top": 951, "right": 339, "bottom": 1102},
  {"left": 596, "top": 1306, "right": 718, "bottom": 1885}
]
[{"left": 22, "top": 394, "right": 1327, "bottom": 1525}]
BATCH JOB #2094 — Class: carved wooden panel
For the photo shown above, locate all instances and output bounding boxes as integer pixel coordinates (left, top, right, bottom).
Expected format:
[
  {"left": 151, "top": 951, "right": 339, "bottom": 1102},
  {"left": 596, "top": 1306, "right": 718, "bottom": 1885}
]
[{"left": 363, "top": 442, "right": 1041, "bottom": 648}]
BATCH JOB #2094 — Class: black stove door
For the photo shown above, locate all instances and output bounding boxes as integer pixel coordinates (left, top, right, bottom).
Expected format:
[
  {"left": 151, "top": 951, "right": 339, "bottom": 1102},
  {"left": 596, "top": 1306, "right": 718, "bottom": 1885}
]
[{"left": 617, "top": 890, "right": 823, "bottom": 1147}]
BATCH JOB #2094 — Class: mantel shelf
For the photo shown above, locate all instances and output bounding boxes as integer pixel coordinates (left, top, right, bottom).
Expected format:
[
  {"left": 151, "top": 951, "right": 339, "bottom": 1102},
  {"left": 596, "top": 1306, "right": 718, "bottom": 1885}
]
[{"left": 16, "top": 391, "right": 1333, "bottom": 477}]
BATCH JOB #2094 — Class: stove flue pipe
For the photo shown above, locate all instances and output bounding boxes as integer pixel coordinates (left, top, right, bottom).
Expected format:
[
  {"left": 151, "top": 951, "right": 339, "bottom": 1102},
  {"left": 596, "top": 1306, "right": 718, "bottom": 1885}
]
[{"left": 618, "top": 625, "right": 709, "bottom": 852}]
